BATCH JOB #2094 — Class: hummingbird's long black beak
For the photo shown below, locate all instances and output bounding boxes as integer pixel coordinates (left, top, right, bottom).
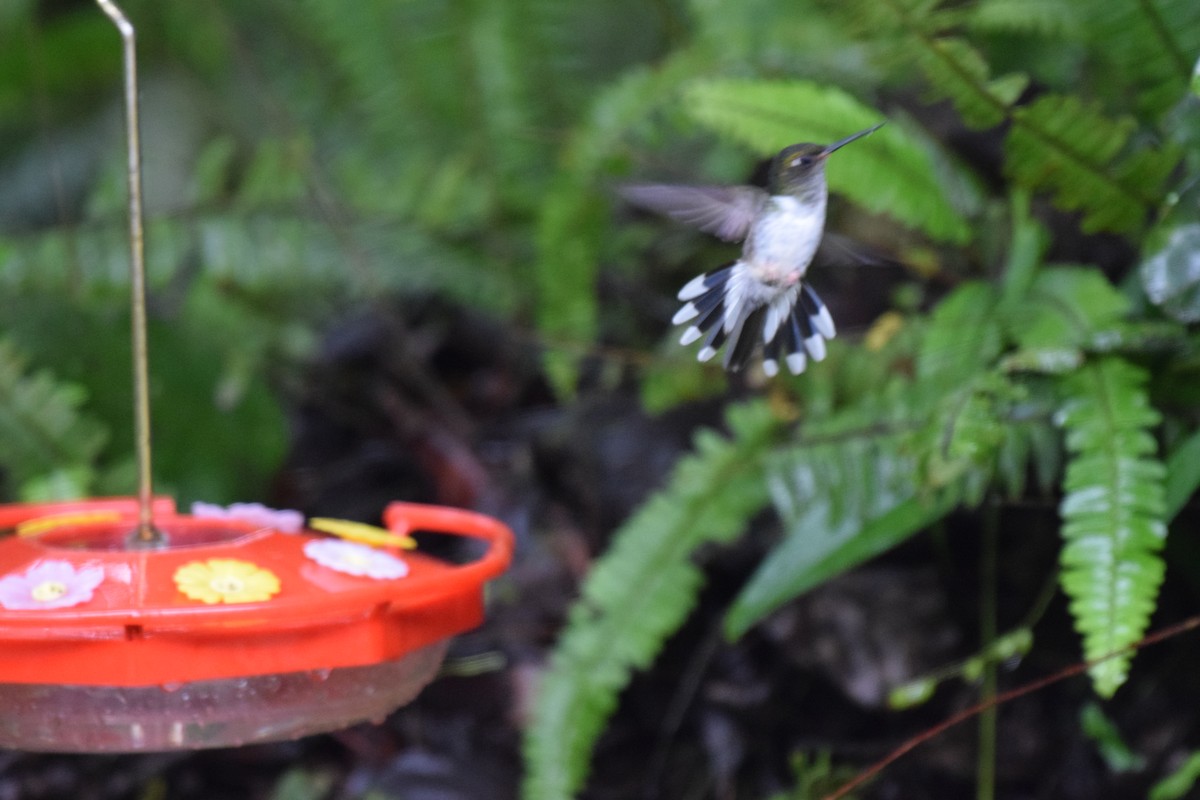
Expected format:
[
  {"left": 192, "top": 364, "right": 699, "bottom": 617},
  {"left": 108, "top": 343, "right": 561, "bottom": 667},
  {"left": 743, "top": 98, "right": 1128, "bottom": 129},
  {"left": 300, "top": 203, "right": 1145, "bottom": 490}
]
[{"left": 821, "top": 122, "right": 886, "bottom": 157}]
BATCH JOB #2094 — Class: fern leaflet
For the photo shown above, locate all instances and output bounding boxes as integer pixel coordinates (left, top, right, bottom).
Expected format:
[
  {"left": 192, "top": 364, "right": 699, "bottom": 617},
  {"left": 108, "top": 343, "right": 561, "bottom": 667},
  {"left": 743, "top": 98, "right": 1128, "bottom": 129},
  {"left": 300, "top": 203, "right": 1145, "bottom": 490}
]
[
  {"left": 912, "top": 37, "right": 1027, "bottom": 128},
  {"left": 1064, "top": 0, "right": 1200, "bottom": 117},
  {"left": 967, "top": 0, "right": 1078, "bottom": 37},
  {"left": 0, "top": 339, "right": 107, "bottom": 497},
  {"left": 1057, "top": 357, "right": 1166, "bottom": 697},
  {"left": 1006, "top": 95, "right": 1181, "bottom": 234}
]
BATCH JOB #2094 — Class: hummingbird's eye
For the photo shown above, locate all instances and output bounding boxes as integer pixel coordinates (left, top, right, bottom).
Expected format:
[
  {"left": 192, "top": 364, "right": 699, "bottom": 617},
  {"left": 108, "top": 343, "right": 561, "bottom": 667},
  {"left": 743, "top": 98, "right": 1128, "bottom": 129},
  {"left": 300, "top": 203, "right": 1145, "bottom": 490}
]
[{"left": 791, "top": 156, "right": 813, "bottom": 167}]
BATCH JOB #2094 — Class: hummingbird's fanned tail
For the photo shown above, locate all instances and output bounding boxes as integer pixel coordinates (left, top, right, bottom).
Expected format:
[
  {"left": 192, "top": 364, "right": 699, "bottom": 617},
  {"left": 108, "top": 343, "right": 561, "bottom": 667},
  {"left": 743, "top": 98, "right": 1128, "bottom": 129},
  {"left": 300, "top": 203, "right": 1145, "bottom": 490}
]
[
  {"left": 761, "top": 283, "right": 836, "bottom": 376},
  {"left": 725, "top": 306, "right": 766, "bottom": 371},
  {"left": 673, "top": 264, "right": 749, "bottom": 364},
  {"left": 673, "top": 265, "right": 836, "bottom": 377},
  {"left": 674, "top": 262, "right": 735, "bottom": 345},
  {"left": 799, "top": 283, "right": 836, "bottom": 339}
]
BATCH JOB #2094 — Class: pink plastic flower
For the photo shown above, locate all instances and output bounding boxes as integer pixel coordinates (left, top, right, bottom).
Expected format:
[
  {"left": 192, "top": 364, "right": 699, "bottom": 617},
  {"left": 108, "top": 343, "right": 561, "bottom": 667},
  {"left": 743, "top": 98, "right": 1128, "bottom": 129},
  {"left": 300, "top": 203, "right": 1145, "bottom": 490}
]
[
  {"left": 191, "top": 502, "right": 304, "bottom": 533},
  {"left": 303, "top": 539, "right": 409, "bottom": 580},
  {"left": 0, "top": 560, "right": 105, "bottom": 610}
]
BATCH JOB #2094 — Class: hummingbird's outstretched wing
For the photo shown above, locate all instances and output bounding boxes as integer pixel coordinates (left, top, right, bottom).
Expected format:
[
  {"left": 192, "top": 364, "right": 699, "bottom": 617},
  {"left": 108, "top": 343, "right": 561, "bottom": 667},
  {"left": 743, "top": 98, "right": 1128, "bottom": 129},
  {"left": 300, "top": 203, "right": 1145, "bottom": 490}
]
[
  {"left": 618, "top": 184, "right": 769, "bottom": 242},
  {"left": 815, "top": 232, "right": 893, "bottom": 268}
]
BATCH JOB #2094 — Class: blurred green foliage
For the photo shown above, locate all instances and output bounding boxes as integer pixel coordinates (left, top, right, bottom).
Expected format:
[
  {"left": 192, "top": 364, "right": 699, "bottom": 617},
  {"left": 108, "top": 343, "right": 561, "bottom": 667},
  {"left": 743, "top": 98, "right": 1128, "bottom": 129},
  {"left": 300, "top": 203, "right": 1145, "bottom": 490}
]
[{"left": 1, "top": 0, "right": 1199, "bottom": 797}]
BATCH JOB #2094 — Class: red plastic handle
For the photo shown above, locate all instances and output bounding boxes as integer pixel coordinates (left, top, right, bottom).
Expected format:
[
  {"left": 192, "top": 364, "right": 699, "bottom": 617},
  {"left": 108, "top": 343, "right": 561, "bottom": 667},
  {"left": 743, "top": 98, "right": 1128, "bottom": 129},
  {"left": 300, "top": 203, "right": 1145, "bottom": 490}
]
[{"left": 383, "top": 501, "right": 515, "bottom": 586}]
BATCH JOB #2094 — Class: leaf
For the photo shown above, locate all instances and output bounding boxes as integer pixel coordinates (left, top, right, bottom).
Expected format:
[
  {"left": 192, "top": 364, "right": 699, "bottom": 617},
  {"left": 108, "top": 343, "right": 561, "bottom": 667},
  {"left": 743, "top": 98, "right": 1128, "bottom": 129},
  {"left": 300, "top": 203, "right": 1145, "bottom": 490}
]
[
  {"left": 0, "top": 339, "right": 108, "bottom": 497},
  {"left": 730, "top": 489, "right": 959, "bottom": 640},
  {"left": 0, "top": 213, "right": 517, "bottom": 315},
  {"left": 1007, "top": 267, "right": 1131, "bottom": 350},
  {"left": 1141, "top": 223, "right": 1200, "bottom": 323},
  {"left": 920, "top": 377, "right": 1010, "bottom": 493},
  {"left": 684, "top": 78, "right": 972, "bottom": 243},
  {"left": 917, "top": 281, "right": 1003, "bottom": 380},
  {"left": 968, "top": 0, "right": 1078, "bottom": 36},
  {"left": 1080, "top": 702, "right": 1146, "bottom": 773},
  {"left": 727, "top": 423, "right": 964, "bottom": 638},
  {"left": 1057, "top": 357, "right": 1167, "bottom": 697},
  {"left": 913, "top": 38, "right": 1026, "bottom": 129},
  {"left": 1005, "top": 95, "right": 1181, "bottom": 234},
  {"left": 1064, "top": 0, "right": 1200, "bottom": 117},
  {"left": 535, "top": 54, "right": 703, "bottom": 395},
  {"left": 1151, "top": 751, "right": 1200, "bottom": 800},
  {"left": 522, "top": 402, "right": 780, "bottom": 800},
  {"left": 850, "top": 0, "right": 1026, "bottom": 129},
  {"left": 999, "top": 189, "right": 1050, "bottom": 306},
  {"left": 1164, "top": 427, "right": 1200, "bottom": 521}
]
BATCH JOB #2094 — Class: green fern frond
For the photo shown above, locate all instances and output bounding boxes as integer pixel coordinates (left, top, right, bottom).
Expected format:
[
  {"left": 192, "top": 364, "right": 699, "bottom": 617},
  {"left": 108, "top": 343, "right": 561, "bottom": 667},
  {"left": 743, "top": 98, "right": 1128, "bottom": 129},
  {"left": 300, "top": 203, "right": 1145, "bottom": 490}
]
[
  {"left": 463, "top": 0, "right": 546, "bottom": 208},
  {"left": 0, "top": 339, "right": 107, "bottom": 497},
  {"left": 1004, "top": 266, "right": 1130, "bottom": 357},
  {"left": 996, "top": 413, "right": 1061, "bottom": 498},
  {"left": 851, "top": 0, "right": 1180, "bottom": 232},
  {"left": 292, "top": 0, "right": 470, "bottom": 149},
  {"left": 683, "top": 79, "right": 972, "bottom": 243},
  {"left": 1005, "top": 95, "right": 1181, "bottom": 233},
  {"left": 234, "top": 138, "right": 312, "bottom": 208},
  {"left": 912, "top": 37, "right": 1027, "bottom": 129},
  {"left": 838, "top": 0, "right": 942, "bottom": 39},
  {"left": 1065, "top": 0, "right": 1200, "bottom": 117},
  {"left": 854, "top": 0, "right": 1026, "bottom": 128},
  {"left": 967, "top": 0, "right": 1078, "bottom": 36},
  {"left": 522, "top": 401, "right": 781, "bottom": 800},
  {"left": 0, "top": 213, "right": 517, "bottom": 314},
  {"left": 727, "top": 282, "right": 1011, "bottom": 637},
  {"left": 727, "top": 429, "right": 926, "bottom": 639},
  {"left": 917, "top": 281, "right": 1004, "bottom": 380},
  {"left": 1057, "top": 357, "right": 1166, "bottom": 697},
  {"left": 920, "top": 375, "right": 1011, "bottom": 500},
  {"left": 536, "top": 53, "right": 705, "bottom": 394},
  {"left": 909, "top": 282, "right": 1012, "bottom": 502}
]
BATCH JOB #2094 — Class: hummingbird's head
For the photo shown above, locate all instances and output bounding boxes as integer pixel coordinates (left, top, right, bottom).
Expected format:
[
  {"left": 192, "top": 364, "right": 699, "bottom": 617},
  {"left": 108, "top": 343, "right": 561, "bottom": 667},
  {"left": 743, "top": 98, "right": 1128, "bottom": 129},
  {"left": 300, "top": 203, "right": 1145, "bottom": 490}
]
[{"left": 770, "top": 122, "right": 885, "bottom": 198}]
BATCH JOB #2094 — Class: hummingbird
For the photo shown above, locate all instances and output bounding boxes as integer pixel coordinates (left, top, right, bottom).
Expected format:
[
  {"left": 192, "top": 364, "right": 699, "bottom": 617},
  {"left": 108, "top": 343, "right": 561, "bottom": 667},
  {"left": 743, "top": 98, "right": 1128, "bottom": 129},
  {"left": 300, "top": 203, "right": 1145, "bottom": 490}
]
[{"left": 622, "top": 122, "right": 884, "bottom": 376}]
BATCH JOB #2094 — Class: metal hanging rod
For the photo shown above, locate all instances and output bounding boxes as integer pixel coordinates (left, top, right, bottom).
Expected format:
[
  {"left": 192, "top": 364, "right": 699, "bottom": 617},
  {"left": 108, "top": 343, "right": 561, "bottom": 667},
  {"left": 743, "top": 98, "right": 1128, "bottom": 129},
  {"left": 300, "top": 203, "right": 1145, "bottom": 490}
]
[{"left": 95, "top": 0, "right": 160, "bottom": 545}]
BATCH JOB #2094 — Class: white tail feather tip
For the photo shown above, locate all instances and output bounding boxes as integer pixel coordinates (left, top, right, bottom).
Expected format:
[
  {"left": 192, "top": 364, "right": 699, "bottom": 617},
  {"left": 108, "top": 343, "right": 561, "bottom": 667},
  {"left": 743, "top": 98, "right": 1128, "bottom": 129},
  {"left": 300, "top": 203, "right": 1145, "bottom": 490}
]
[
  {"left": 814, "top": 305, "right": 836, "bottom": 339},
  {"left": 805, "top": 335, "right": 827, "bottom": 362},
  {"left": 679, "top": 326, "right": 702, "bottom": 345},
  {"left": 672, "top": 303, "right": 699, "bottom": 325},
  {"left": 678, "top": 274, "right": 709, "bottom": 301}
]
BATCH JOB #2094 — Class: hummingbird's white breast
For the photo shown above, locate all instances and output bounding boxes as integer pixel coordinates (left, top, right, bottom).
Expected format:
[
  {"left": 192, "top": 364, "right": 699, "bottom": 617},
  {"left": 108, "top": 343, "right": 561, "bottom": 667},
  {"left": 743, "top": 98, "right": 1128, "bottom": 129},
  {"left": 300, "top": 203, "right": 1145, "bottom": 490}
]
[{"left": 743, "top": 194, "right": 827, "bottom": 287}]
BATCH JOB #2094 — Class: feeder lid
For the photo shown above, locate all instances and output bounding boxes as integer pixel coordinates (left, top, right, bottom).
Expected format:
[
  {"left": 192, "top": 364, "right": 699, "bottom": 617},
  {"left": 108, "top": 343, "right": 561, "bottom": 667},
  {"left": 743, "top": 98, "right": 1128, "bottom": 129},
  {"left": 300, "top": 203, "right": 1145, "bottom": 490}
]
[{"left": 0, "top": 498, "right": 513, "bottom": 687}]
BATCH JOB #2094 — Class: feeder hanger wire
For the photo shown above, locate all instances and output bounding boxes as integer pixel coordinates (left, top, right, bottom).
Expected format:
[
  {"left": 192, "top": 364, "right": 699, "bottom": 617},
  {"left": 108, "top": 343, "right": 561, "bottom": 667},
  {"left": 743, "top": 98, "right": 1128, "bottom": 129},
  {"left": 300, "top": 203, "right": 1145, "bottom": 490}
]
[{"left": 95, "top": 0, "right": 160, "bottom": 545}]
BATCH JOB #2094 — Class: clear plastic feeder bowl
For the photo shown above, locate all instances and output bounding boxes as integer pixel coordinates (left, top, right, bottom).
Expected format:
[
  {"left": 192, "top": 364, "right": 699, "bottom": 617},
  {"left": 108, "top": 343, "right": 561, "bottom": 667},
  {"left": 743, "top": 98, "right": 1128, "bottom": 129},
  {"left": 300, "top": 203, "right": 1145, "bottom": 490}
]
[{"left": 0, "top": 498, "right": 513, "bottom": 752}]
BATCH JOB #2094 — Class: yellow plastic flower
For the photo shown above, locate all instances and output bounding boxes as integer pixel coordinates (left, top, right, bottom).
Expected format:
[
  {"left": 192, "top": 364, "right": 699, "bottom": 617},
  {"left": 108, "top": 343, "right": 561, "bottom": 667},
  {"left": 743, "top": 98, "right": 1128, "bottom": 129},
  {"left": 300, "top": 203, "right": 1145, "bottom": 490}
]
[
  {"left": 173, "top": 558, "right": 281, "bottom": 604},
  {"left": 17, "top": 512, "right": 122, "bottom": 537},
  {"left": 308, "top": 517, "right": 417, "bottom": 550}
]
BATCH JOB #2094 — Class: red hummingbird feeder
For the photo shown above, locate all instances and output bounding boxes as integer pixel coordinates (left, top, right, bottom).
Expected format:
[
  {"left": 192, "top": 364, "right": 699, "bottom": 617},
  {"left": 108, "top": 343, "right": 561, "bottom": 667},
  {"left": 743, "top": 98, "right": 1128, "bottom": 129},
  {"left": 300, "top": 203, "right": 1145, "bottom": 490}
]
[{"left": 0, "top": 1, "right": 513, "bottom": 752}]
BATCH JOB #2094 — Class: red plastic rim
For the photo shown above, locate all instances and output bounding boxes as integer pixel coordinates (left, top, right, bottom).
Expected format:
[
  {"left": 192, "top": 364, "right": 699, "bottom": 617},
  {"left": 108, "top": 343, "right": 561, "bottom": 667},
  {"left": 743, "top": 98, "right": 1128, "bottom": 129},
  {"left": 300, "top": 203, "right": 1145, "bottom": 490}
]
[{"left": 0, "top": 499, "right": 514, "bottom": 686}]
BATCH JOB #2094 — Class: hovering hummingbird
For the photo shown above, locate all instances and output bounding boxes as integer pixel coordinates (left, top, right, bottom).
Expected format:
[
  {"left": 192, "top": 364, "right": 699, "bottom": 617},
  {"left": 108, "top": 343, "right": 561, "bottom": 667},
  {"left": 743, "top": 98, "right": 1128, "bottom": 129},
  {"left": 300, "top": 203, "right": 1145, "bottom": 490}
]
[{"left": 622, "top": 122, "right": 885, "bottom": 376}]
